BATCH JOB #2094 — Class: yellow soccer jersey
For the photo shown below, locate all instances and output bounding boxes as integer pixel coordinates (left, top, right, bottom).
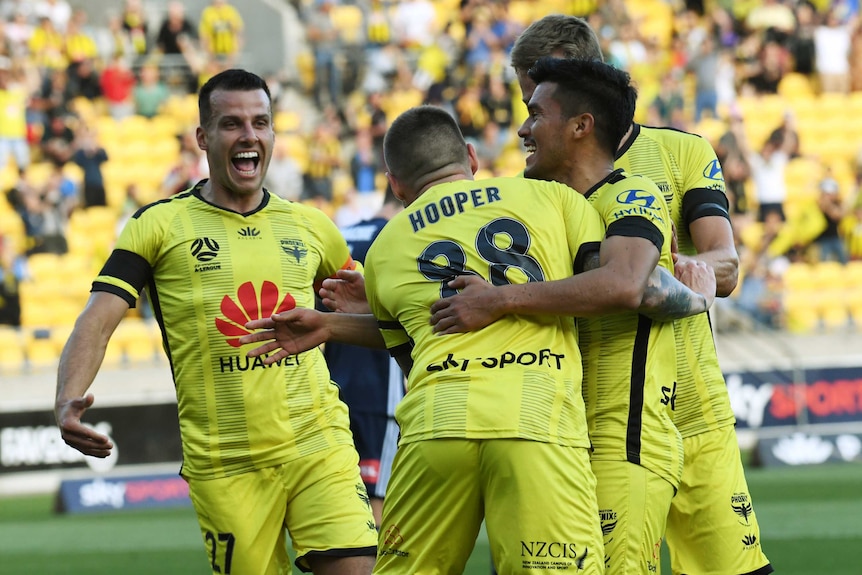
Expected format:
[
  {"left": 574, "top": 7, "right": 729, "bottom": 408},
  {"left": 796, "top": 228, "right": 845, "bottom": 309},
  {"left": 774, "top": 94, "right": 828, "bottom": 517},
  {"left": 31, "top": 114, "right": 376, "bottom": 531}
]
[
  {"left": 92, "top": 181, "right": 355, "bottom": 480},
  {"left": 365, "top": 177, "right": 604, "bottom": 448},
  {"left": 616, "top": 124, "right": 736, "bottom": 438},
  {"left": 578, "top": 169, "right": 684, "bottom": 489}
]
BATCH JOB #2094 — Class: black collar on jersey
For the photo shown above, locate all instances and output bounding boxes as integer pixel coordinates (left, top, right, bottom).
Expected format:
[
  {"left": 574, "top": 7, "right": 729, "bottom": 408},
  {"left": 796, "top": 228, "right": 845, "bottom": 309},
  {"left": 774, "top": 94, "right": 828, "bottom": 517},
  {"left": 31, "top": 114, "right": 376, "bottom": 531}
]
[
  {"left": 615, "top": 123, "right": 640, "bottom": 160},
  {"left": 583, "top": 168, "right": 625, "bottom": 200},
  {"left": 190, "top": 178, "right": 272, "bottom": 217}
]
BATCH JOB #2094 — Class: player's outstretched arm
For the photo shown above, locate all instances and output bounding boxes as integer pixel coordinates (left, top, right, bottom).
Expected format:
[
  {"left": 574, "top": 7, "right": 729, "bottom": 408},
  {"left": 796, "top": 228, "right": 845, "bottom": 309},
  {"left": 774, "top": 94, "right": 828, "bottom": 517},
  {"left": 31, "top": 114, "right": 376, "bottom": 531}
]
[
  {"left": 55, "top": 292, "right": 128, "bottom": 458},
  {"left": 319, "top": 269, "right": 372, "bottom": 314},
  {"left": 241, "top": 308, "right": 385, "bottom": 364}
]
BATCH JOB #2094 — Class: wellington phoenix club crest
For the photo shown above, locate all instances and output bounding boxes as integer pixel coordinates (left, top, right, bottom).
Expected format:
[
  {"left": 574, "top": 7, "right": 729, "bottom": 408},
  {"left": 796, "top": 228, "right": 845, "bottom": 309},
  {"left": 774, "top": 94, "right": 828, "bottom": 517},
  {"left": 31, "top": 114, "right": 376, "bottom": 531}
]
[{"left": 215, "top": 281, "right": 296, "bottom": 347}]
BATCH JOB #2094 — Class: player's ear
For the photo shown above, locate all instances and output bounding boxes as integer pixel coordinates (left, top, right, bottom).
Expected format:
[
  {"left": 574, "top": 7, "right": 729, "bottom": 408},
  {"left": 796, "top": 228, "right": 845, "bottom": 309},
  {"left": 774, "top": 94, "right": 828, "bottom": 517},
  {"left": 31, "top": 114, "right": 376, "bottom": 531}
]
[
  {"left": 466, "top": 142, "right": 479, "bottom": 175},
  {"left": 386, "top": 171, "right": 408, "bottom": 204},
  {"left": 570, "top": 112, "right": 594, "bottom": 140},
  {"left": 196, "top": 126, "right": 207, "bottom": 151}
]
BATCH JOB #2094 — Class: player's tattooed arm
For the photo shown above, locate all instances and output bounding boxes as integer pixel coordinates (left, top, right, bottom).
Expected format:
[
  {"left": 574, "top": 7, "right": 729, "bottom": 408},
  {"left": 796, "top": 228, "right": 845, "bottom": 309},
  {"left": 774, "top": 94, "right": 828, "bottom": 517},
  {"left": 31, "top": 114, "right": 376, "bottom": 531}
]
[
  {"left": 582, "top": 250, "right": 601, "bottom": 272},
  {"left": 639, "top": 261, "right": 716, "bottom": 321}
]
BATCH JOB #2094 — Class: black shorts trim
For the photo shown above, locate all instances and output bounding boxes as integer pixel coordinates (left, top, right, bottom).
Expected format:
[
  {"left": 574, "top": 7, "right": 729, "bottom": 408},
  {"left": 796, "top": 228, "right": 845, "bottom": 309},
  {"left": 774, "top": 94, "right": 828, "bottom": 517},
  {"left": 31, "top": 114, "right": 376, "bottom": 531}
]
[
  {"left": 295, "top": 545, "right": 377, "bottom": 573},
  {"left": 680, "top": 563, "right": 773, "bottom": 575}
]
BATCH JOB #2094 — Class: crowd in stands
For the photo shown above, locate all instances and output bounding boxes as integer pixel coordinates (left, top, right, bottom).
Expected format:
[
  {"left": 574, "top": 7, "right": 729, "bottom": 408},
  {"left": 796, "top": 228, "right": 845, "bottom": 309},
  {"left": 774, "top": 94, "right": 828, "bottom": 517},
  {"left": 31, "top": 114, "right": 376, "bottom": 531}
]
[{"left": 2, "top": 0, "right": 862, "bottom": 343}]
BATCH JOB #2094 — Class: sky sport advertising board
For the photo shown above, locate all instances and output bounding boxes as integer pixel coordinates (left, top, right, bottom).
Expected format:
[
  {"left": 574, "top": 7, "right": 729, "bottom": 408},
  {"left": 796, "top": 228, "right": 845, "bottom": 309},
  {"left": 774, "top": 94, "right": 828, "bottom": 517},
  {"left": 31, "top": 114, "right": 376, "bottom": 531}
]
[{"left": 726, "top": 365, "right": 862, "bottom": 430}]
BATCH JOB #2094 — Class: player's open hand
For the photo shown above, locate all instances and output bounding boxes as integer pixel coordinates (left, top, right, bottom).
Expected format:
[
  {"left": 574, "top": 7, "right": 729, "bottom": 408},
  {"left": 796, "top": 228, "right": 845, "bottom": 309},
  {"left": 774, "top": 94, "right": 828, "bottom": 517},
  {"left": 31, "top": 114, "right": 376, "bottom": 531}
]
[
  {"left": 55, "top": 393, "right": 114, "bottom": 458},
  {"left": 674, "top": 258, "right": 716, "bottom": 311},
  {"left": 240, "top": 308, "right": 330, "bottom": 364},
  {"left": 429, "top": 275, "right": 500, "bottom": 334},
  {"left": 320, "top": 269, "right": 371, "bottom": 314}
]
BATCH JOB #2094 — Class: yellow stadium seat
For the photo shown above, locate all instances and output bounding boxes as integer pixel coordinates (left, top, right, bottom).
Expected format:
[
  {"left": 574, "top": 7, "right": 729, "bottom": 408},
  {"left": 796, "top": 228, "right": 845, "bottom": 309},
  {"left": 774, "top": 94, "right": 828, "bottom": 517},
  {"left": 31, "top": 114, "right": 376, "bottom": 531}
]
[
  {"left": 26, "top": 253, "right": 63, "bottom": 283},
  {"left": 0, "top": 327, "right": 25, "bottom": 373},
  {"left": 782, "top": 263, "right": 815, "bottom": 293},
  {"left": 778, "top": 73, "right": 814, "bottom": 98},
  {"left": 113, "top": 318, "right": 157, "bottom": 364},
  {"left": 24, "top": 332, "right": 60, "bottom": 370}
]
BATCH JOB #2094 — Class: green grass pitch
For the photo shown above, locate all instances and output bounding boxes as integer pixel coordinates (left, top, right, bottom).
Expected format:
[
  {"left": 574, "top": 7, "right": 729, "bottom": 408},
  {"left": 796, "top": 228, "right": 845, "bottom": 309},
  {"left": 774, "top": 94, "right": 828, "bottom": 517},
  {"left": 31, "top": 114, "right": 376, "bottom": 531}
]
[{"left": 1, "top": 463, "right": 860, "bottom": 574}]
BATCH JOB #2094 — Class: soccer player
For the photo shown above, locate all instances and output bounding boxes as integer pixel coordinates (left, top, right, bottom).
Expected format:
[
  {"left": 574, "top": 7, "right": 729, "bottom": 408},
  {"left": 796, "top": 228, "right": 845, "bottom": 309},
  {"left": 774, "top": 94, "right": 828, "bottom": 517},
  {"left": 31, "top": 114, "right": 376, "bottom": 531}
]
[
  {"left": 322, "top": 185, "right": 405, "bottom": 527},
  {"left": 431, "top": 56, "right": 693, "bottom": 575},
  {"left": 54, "top": 69, "right": 377, "bottom": 575},
  {"left": 438, "top": 15, "right": 773, "bottom": 575}
]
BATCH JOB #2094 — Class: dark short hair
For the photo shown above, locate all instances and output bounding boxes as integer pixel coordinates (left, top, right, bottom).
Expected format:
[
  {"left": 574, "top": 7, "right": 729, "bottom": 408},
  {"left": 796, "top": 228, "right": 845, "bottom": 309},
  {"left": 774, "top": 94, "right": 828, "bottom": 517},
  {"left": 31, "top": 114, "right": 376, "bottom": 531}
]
[
  {"left": 198, "top": 69, "right": 272, "bottom": 127},
  {"left": 510, "top": 15, "right": 603, "bottom": 74},
  {"left": 383, "top": 106, "right": 468, "bottom": 190},
  {"left": 528, "top": 57, "right": 636, "bottom": 156}
]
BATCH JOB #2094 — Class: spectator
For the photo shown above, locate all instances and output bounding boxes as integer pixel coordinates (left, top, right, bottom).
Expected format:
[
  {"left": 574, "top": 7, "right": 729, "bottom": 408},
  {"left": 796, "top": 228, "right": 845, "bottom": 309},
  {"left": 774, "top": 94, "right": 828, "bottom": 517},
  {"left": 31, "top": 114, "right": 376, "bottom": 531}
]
[
  {"left": 34, "top": 0, "right": 72, "bottom": 34},
  {"left": 814, "top": 167, "right": 849, "bottom": 264},
  {"left": 686, "top": 33, "right": 720, "bottom": 122},
  {"left": 64, "top": 9, "right": 98, "bottom": 69},
  {"left": 39, "top": 112, "right": 75, "bottom": 166},
  {"left": 29, "top": 16, "right": 66, "bottom": 72},
  {"left": 302, "top": 116, "right": 341, "bottom": 203},
  {"left": 715, "top": 111, "right": 753, "bottom": 229},
  {"left": 133, "top": 63, "right": 170, "bottom": 118},
  {"left": 789, "top": 1, "right": 817, "bottom": 76},
  {"left": 5, "top": 11, "right": 34, "bottom": 59},
  {"left": 349, "top": 127, "right": 378, "bottom": 195},
  {"left": 70, "top": 125, "right": 108, "bottom": 208},
  {"left": 0, "top": 57, "right": 30, "bottom": 174},
  {"left": 65, "top": 57, "right": 101, "bottom": 101},
  {"left": 305, "top": 0, "right": 343, "bottom": 109},
  {"left": 99, "top": 54, "right": 136, "bottom": 120},
  {"left": 649, "top": 72, "right": 685, "bottom": 127},
  {"left": 155, "top": 1, "right": 198, "bottom": 93},
  {"left": 392, "top": 0, "right": 436, "bottom": 50},
  {"left": 199, "top": 0, "right": 244, "bottom": 66},
  {"left": 121, "top": 0, "right": 148, "bottom": 56},
  {"left": 21, "top": 163, "right": 75, "bottom": 255},
  {"left": 745, "top": 116, "right": 797, "bottom": 239},
  {"left": 815, "top": 5, "right": 854, "bottom": 94},
  {"left": 93, "top": 12, "right": 133, "bottom": 61}
]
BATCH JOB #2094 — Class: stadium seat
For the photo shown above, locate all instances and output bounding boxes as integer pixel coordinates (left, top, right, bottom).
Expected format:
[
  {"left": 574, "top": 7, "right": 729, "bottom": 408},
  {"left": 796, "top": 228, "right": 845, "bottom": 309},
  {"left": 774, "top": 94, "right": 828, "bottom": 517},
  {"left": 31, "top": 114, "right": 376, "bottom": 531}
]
[
  {"left": 25, "top": 253, "right": 63, "bottom": 283},
  {"left": 113, "top": 318, "right": 157, "bottom": 364},
  {"left": 24, "top": 331, "right": 60, "bottom": 370},
  {"left": 783, "top": 291, "right": 820, "bottom": 333},
  {"left": 0, "top": 327, "right": 25, "bottom": 374},
  {"left": 778, "top": 73, "right": 814, "bottom": 99}
]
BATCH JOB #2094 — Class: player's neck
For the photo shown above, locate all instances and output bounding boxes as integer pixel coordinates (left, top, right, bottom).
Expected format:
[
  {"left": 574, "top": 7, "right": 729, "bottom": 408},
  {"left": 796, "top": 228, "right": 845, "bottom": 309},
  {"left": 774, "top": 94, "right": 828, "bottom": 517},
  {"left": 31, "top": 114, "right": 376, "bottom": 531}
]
[{"left": 201, "top": 180, "right": 265, "bottom": 214}]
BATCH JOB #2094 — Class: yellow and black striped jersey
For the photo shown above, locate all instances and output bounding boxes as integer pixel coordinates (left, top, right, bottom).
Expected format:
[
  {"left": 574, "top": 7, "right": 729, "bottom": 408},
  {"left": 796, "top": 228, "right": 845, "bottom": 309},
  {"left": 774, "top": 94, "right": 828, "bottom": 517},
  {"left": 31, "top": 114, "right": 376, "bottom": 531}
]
[
  {"left": 365, "top": 177, "right": 603, "bottom": 448},
  {"left": 616, "top": 124, "right": 736, "bottom": 438},
  {"left": 93, "top": 181, "right": 355, "bottom": 480},
  {"left": 578, "top": 169, "right": 684, "bottom": 489}
]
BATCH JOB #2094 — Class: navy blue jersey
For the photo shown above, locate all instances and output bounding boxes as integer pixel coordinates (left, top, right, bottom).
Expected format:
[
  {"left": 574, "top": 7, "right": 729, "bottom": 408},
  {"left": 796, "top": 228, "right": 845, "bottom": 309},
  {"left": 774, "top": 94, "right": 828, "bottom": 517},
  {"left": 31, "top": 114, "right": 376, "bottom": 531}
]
[{"left": 325, "top": 217, "right": 404, "bottom": 419}]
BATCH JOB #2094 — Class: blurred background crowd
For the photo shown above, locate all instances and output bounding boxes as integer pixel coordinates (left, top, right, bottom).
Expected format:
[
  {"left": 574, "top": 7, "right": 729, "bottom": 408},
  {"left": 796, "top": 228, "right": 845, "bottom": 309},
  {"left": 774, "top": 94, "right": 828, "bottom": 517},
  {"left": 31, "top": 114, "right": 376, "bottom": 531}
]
[{"left": 2, "top": 0, "right": 862, "bottom": 373}]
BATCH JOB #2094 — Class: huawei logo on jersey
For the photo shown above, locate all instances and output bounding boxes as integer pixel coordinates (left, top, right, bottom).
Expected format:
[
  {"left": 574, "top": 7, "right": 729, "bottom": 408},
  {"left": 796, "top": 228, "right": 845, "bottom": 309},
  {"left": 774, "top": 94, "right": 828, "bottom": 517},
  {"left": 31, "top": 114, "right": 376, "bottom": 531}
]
[{"left": 215, "top": 281, "right": 296, "bottom": 347}]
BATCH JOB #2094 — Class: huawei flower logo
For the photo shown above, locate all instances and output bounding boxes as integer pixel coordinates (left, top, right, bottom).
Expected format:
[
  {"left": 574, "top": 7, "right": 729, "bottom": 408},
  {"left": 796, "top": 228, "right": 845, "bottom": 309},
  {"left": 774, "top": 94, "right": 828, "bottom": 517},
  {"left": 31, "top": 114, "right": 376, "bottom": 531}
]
[{"left": 215, "top": 281, "right": 296, "bottom": 347}]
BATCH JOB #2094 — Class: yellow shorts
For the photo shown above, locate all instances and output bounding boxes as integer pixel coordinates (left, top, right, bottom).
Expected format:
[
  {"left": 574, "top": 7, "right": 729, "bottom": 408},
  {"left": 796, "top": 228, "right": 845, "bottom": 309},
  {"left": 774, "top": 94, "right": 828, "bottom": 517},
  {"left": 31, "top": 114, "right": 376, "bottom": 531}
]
[
  {"left": 374, "top": 438, "right": 604, "bottom": 575},
  {"left": 592, "top": 459, "right": 675, "bottom": 575},
  {"left": 665, "top": 425, "right": 773, "bottom": 575},
  {"left": 187, "top": 444, "right": 377, "bottom": 574}
]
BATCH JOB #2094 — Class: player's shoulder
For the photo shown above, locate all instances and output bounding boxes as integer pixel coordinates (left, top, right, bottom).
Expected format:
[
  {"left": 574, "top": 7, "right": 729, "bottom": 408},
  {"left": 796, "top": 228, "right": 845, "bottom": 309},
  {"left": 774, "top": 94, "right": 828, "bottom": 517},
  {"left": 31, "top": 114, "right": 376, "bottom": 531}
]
[
  {"left": 637, "top": 124, "right": 714, "bottom": 155},
  {"left": 129, "top": 186, "right": 197, "bottom": 222}
]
